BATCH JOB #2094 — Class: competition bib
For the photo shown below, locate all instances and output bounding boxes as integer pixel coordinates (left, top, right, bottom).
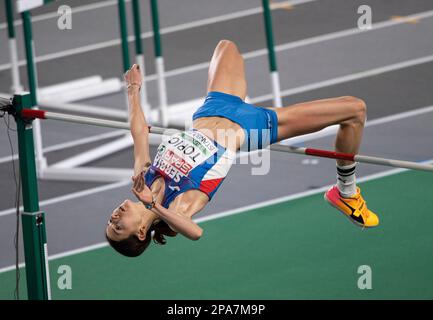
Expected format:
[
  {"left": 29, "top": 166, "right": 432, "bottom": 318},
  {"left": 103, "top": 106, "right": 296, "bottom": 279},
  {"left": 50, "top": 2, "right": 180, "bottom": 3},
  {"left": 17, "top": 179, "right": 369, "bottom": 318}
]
[{"left": 153, "top": 130, "right": 218, "bottom": 182}]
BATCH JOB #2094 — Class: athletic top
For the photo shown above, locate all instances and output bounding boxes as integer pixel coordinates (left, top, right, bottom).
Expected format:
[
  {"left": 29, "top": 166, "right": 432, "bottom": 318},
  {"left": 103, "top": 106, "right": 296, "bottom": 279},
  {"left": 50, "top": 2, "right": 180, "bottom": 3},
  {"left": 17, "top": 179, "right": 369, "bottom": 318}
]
[{"left": 143, "top": 129, "right": 235, "bottom": 208}]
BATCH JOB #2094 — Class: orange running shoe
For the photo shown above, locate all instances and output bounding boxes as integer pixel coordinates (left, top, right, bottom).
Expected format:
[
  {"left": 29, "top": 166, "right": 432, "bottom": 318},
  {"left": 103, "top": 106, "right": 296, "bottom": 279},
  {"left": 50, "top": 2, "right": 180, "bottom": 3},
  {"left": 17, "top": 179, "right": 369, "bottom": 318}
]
[{"left": 324, "top": 186, "right": 379, "bottom": 228}]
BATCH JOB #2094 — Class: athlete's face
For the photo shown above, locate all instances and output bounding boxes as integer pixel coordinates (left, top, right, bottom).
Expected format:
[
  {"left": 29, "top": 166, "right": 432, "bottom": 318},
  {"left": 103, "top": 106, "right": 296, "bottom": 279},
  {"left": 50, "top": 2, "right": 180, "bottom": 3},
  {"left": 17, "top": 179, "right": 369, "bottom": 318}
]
[{"left": 106, "top": 199, "right": 145, "bottom": 241}]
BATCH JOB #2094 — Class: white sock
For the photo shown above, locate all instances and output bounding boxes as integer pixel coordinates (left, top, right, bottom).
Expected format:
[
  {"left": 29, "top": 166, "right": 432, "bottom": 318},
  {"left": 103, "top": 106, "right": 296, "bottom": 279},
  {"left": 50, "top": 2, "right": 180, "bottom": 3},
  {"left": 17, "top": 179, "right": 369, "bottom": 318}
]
[{"left": 336, "top": 162, "right": 357, "bottom": 198}]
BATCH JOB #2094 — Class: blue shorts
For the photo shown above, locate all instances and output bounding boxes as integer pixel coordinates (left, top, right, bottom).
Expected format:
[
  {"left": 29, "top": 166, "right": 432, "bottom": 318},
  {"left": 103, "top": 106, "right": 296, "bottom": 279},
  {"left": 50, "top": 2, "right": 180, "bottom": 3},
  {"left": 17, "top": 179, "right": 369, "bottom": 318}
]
[{"left": 192, "top": 91, "right": 279, "bottom": 150}]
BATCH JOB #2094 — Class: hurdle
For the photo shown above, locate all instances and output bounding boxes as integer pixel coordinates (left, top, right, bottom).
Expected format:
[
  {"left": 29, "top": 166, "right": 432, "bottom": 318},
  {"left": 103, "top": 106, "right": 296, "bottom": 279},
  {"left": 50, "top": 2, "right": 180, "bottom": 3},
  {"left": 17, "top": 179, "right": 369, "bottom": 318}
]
[
  {"left": 15, "top": 0, "right": 151, "bottom": 110},
  {"left": 14, "top": 0, "right": 150, "bottom": 111},
  {"left": 14, "top": 0, "right": 124, "bottom": 109},
  {"left": 13, "top": 0, "right": 285, "bottom": 182},
  {"left": 145, "top": 0, "right": 283, "bottom": 128},
  {"left": 118, "top": 0, "right": 151, "bottom": 119},
  {"left": 132, "top": 0, "right": 151, "bottom": 121},
  {"left": 14, "top": 0, "right": 153, "bottom": 181},
  {"left": 262, "top": 0, "right": 282, "bottom": 107}
]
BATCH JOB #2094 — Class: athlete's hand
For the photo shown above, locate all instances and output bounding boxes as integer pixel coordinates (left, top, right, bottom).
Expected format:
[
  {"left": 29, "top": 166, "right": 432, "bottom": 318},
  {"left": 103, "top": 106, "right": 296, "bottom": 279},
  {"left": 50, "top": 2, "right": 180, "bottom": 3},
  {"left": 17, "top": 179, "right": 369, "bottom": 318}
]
[
  {"left": 131, "top": 173, "right": 153, "bottom": 204},
  {"left": 131, "top": 172, "right": 145, "bottom": 192},
  {"left": 124, "top": 64, "right": 142, "bottom": 90}
]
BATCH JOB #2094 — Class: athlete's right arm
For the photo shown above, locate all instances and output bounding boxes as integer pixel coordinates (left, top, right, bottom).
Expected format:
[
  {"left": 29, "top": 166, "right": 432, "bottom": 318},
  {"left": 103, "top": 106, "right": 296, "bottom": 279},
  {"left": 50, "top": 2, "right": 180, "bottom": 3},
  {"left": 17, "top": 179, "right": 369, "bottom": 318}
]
[
  {"left": 151, "top": 202, "right": 203, "bottom": 241},
  {"left": 131, "top": 183, "right": 203, "bottom": 241},
  {"left": 125, "top": 64, "right": 151, "bottom": 176}
]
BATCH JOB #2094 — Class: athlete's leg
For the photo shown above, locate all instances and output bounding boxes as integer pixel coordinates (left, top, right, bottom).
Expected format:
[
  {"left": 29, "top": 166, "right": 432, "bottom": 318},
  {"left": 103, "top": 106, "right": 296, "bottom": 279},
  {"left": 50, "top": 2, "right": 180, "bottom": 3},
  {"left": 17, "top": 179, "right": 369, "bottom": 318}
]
[
  {"left": 207, "top": 40, "right": 247, "bottom": 100},
  {"left": 271, "top": 96, "right": 379, "bottom": 227},
  {"left": 271, "top": 96, "right": 366, "bottom": 166},
  {"left": 194, "top": 40, "right": 247, "bottom": 149}
]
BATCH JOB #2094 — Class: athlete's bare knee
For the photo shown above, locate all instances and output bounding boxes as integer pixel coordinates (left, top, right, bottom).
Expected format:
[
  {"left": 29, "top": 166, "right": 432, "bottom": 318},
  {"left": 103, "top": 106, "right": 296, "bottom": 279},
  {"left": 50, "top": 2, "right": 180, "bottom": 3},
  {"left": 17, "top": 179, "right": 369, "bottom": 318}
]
[
  {"left": 340, "top": 96, "right": 366, "bottom": 124},
  {"left": 216, "top": 39, "right": 240, "bottom": 54},
  {"left": 217, "top": 39, "right": 237, "bottom": 48},
  {"left": 353, "top": 97, "right": 367, "bottom": 124}
]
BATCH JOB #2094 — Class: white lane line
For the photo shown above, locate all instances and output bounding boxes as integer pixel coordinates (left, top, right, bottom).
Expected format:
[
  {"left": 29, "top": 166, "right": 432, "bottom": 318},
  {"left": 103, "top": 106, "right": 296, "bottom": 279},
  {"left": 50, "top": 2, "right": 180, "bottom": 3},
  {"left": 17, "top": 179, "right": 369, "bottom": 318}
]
[
  {"left": 251, "top": 54, "right": 433, "bottom": 105},
  {"left": 0, "top": 242, "right": 109, "bottom": 274},
  {"left": 161, "top": 9, "right": 433, "bottom": 83},
  {"left": 1, "top": 100, "right": 433, "bottom": 217},
  {"left": 42, "top": 130, "right": 124, "bottom": 152},
  {"left": 0, "top": 0, "right": 301, "bottom": 71},
  {"left": 0, "top": 180, "right": 130, "bottom": 218},
  {"left": 0, "top": 0, "right": 123, "bottom": 30},
  {"left": 2, "top": 159, "right": 431, "bottom": 274},
  {"left": 149, "top": 9, "right": 433, "bottom": 82},
  {"left": 0, "top": 263, "right": 24, "bottom": 275},
  {"left": 1, "top": 6, "right": 433, "bottom": 73},
  {"left": 278, "top": 9, "right": 433, "bottom": 52},
  {"left": 0, "top": 0, "right": 316, "bottom": 31},
  {"left": 0, "top": 0, "right": 316, "bottom": 68},
  {"left": 48, "top": 242, "right": 109, "bottom": 261},
  {"left": 156, "top": 52, "right": 433, "bottom": 104},
  {"left": 0, "top": 129, "right": 125, "bottom": 165},
  {"left": 155, "top": 0, "right": 318, "bottom": 35}
]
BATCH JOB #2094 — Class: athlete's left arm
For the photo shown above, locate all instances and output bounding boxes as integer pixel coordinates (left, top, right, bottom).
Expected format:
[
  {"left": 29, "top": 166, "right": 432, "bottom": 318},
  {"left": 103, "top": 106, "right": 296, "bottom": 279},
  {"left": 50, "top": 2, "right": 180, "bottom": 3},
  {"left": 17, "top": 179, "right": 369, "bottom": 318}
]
[{"left": 125, "top": 64, "right": 152, "bottom": 176}]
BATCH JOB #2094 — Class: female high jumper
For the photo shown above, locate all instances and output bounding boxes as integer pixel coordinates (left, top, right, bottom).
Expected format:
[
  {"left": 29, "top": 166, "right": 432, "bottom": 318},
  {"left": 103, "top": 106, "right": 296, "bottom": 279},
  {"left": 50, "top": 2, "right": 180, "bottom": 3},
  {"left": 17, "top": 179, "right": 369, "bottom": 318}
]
[{"left": 106, "top": 40, "right": 379, "bottom": 257}]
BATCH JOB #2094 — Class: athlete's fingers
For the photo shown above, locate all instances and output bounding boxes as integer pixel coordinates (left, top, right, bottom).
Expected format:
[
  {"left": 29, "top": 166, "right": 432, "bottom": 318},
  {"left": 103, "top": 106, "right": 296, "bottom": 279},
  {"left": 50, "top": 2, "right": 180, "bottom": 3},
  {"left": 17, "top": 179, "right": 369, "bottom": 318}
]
[
  {"left": 131, "top": 175, "right": 137, "bottom": 188},
  {"left": 131, "top": 188, "right": 140, "bottom": 201},
  {"left": 136, "top": 174, "right": 144, "bottom": 191},
  {"left": 132, "top": 174, "right": 143, "bottom": 191}
]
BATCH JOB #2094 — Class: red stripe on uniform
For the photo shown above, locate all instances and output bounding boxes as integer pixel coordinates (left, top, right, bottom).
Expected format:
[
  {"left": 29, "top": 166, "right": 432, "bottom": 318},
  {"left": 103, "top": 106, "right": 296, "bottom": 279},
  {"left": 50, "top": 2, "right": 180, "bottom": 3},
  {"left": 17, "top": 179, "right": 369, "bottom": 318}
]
[
  {"left": 21, "top": 109, "right": 46, "bottom": 119},
  {"left": 305, "top": 148, "right": 355, "bottom": 161},
  {"left": 199, "top": 178, "right": 224, "bottom": 195}
]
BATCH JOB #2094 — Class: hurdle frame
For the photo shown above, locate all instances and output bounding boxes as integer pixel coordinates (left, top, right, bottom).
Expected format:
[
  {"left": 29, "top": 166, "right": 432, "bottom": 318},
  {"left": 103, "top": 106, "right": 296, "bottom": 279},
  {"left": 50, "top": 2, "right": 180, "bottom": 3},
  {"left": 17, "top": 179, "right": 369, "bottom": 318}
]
[
  {"left": 16, "top": 0, "right": 152, "bottom": 182},
  {"left": 147, "top": 0, "right": 283, "bottom": 110},
  {"left": 15, "top": 0, "right": 125, "bottom": 107},
  {"left": 14, "top": 0, "right": 150, "bottom": 106},
  {"left": 262, "top": 0, "right": 282, "bottom": 107},
  {"left": 149, "top": 0, "right": 168, "bottom": 127},
  {"left": 14, "top": 0, "right": 284, "bottom": 182}
]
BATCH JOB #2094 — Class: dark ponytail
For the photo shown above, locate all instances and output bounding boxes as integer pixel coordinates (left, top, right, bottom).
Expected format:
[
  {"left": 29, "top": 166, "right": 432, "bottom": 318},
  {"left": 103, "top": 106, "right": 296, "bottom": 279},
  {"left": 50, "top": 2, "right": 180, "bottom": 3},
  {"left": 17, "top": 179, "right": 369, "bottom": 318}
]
[{"left": 151, "top": 220, "right": 177, "bottom": 245}]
